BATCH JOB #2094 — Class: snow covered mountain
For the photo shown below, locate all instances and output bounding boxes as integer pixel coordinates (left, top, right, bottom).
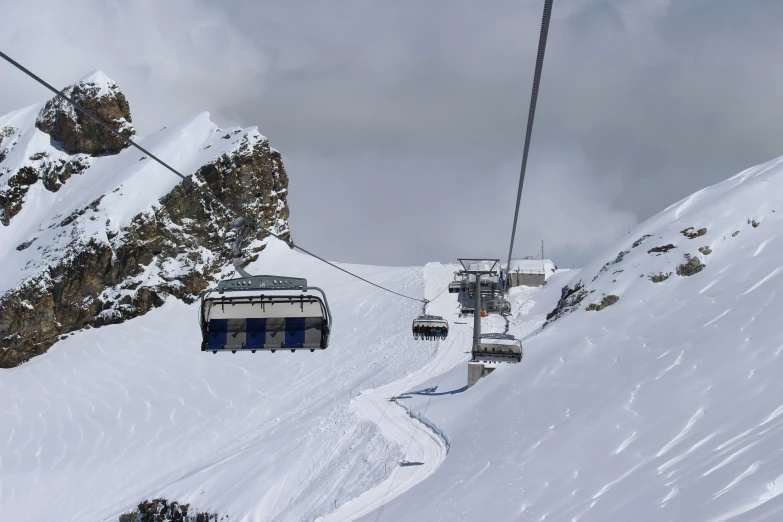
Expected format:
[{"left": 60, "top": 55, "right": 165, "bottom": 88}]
[
  {"left": 0, "top": 71, "right": 290, "bottom": 367},
  {"left": 373, "top": 154, "right": 783, "bottom": 521},
  {"left": 3, "top": 72, "right": 783, "bottom": 521}
]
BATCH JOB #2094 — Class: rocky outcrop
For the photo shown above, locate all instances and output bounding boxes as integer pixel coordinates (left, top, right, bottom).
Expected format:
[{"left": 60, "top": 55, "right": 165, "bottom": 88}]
[
  {"left": 0, "top": 134, "right": 290, "bottom": 368},
  {"left": 676, "top": 254, "right": 705, "bottom": 277},
  {"left": 119, "top": 498, "right": 218, "bottom": 522},
  {"left": 681, "top": 227, "right": 707, "bottom": 239},
  {"left": 648, "top": 244, "right": 675, "bottom": 255},
  {"left": 632, "top": 234, "right": 653, "bottom": 248},
  {"left": 650, "top": 272, "right": 672, "bottom": 283},
  {"left": 586, "top": 294, "right": 619, "bottom": 311},
  {"left": 0, "top": 125, "right": 15, "bottom": 164},
  {"left": 0, "top": 154, "right": 92, "bottom": 225},
  {"left": 543, "top": 281, "right": 590, "bottom": 327},
  {"left": 0, "top": 74, "right": 130, "bottom": 225},
  {"left": 35, "top": 71, "right": 135, "bottom": 155},
  {"left": 0, "top": 166, "right": 38, "bottom": 225}
]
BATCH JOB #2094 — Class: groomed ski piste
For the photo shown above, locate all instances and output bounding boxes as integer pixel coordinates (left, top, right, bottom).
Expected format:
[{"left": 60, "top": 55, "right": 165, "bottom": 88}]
[{"left": 5, "top": 152, "right": 783, "bottom": 521}]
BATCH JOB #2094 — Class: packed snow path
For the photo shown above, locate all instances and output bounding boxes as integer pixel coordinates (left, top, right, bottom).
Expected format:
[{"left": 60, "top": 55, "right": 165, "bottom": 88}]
[{"left": 318, "top": 297, "right": 473, "bottom": 522}]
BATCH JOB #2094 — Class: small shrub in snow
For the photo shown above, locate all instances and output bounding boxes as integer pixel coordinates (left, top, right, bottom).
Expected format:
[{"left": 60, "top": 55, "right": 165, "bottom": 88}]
[{"left": 698, "top": 246, "right": 712, "bottom": 255}]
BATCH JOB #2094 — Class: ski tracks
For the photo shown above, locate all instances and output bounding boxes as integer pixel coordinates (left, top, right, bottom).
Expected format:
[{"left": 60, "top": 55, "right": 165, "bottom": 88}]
[{"left": 317, "top": 316, "right": 470, "bottom": 522}]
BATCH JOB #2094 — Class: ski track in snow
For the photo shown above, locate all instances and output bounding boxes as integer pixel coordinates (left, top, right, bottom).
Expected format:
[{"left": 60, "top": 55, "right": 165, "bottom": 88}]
[{"left": 316, "top": 273, "right": 470, "bottom": 522}]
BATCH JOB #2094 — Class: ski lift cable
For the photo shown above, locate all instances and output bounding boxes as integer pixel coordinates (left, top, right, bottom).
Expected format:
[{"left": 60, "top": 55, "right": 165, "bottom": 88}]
[
  {"left": 502, "top": 0, "right": 554, "bottom": 291},
  {"left": 0, "top": 50, "right": 425, "bottom": 304}
]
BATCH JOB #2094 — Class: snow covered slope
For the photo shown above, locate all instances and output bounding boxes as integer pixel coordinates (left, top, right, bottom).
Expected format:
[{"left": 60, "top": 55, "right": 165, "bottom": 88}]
[
  {"left": 5, "top": 110, "right": 783, "bottom": 521},
  {"left": 0, "top": 239, "right": 468, "bottom": 521},
  {"left": 368, "top": 154, "right": 783, "bottom": 521}
]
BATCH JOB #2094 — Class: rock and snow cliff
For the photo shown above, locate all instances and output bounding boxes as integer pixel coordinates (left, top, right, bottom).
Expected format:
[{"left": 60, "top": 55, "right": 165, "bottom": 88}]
[{"left": 0, "top": 71, "right": 291, "bottom": 367}]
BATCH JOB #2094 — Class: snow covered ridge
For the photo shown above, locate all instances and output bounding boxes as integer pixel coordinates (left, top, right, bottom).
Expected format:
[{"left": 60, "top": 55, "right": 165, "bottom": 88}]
[
  {"left": 544, "top": 154, "right": 783, "bottom": 327},
  {"left": 0, "top": 72, "right": 292, "bottom": 367}
]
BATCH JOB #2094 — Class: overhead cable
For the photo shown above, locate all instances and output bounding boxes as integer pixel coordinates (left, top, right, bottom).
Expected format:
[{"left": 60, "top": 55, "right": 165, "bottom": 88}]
[{"left": 503, "top": 0, "right": 554, "bottom": 291}]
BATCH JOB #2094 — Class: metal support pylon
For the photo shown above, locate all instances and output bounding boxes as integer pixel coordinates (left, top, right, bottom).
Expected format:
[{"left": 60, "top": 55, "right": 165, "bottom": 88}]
[
  {"left": 473, "top": 270, "right": 482, "bottom": 350},
  {"left": 458, "top": 258, "right": 499, "bottom": 358}
]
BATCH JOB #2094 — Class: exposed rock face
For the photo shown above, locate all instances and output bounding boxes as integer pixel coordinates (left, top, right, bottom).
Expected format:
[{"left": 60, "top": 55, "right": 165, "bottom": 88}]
[
  {"left": 676, "top": 255, "right": 705, "bottom": 277},
  {"left": 0, "top": 74, "right": 128, "bottom": 225},
  {"left": 119, "top": 498, "right": 218, "bottom": 522},
  {"left": 648, "top": 244, "right": 675, "bottom": 255},
  {"left": 0, "top": 125, "right": 15, "bottom": 164},
  {"left": 0, "top": 154, "right": 93, "bottom": 225},
  {"left": 35, "top": 71, "right": 135, "bottom": 155},
  {"left": 543, "top": 281, "right": 590, "bottom": 327},
  {"left": 0, "top": 134, "right": 290, "bottom": 367},
  {"left": 0, "top": 166, "right": 38, "bottom": 225},
  {"left": 650, "top": 272, "right": 672, "bottom": 283},
  {"left": 586, "top": 294, "right": 619, "bottom": 311},
  {"left": 632, "top": 234, "right": 653, "bottom": 248},
  {"left": 681, "top": 226, "right": 707, "bottom": 239}
]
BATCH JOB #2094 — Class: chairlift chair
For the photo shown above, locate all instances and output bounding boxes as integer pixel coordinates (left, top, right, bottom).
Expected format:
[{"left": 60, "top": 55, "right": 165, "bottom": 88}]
[
  {"left": 199, "top": 216, "right": 332, "bottom": 354},
  {"left": 485, "top": 297, "right": 512, "bottom": 315},
  {"left": 449, "top": 272, "right": 468, "bottom": 294},
  {"left": 199, "top": 275, "right": 332, "bottom": 353},
  {"left": 448, "top": 281, "right": 467, "bottom": 294},
  {"left": 472, "top": 333, "right": 522, "bottom": 363},
  {"left": 412, "top": 314, "right": 449, "bottom": 341}
]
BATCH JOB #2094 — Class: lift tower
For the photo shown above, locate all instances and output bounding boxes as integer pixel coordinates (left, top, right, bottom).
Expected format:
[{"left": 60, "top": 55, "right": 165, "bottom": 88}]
[{"left": 458, "top": 258, "right": 499, "bottom": 350}]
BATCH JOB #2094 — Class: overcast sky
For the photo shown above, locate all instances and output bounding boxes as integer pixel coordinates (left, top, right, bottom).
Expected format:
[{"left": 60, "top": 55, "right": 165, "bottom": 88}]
[{"left": 1, "top": 0, "right": 782, "bottom": 268}]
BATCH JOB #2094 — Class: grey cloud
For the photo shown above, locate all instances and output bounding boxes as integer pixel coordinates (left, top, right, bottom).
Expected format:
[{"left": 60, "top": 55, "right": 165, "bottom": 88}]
[
  {"left": 2, "top": 0, "right": 781, "bottom": 270},
  {"left": 0, "top": 0, "right": 264, "bottom": 134}
]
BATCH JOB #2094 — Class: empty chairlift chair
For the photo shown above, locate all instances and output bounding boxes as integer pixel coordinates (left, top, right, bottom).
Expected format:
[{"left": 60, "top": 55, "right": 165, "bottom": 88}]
[
  {"left": 448, "top": 280, "right": 467, "bottom": 294},
  {"left": 472, "top": 333, "right": 523, "bottom": 363},
  {"left": 412, "top": 315, "right": 449, "bottom": 341},
  {"left": 199, "top": 275, "right": 332, "bottom": 354},
  {"left": 484, "top": 297, "right": 512, "bottom": 315}
]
